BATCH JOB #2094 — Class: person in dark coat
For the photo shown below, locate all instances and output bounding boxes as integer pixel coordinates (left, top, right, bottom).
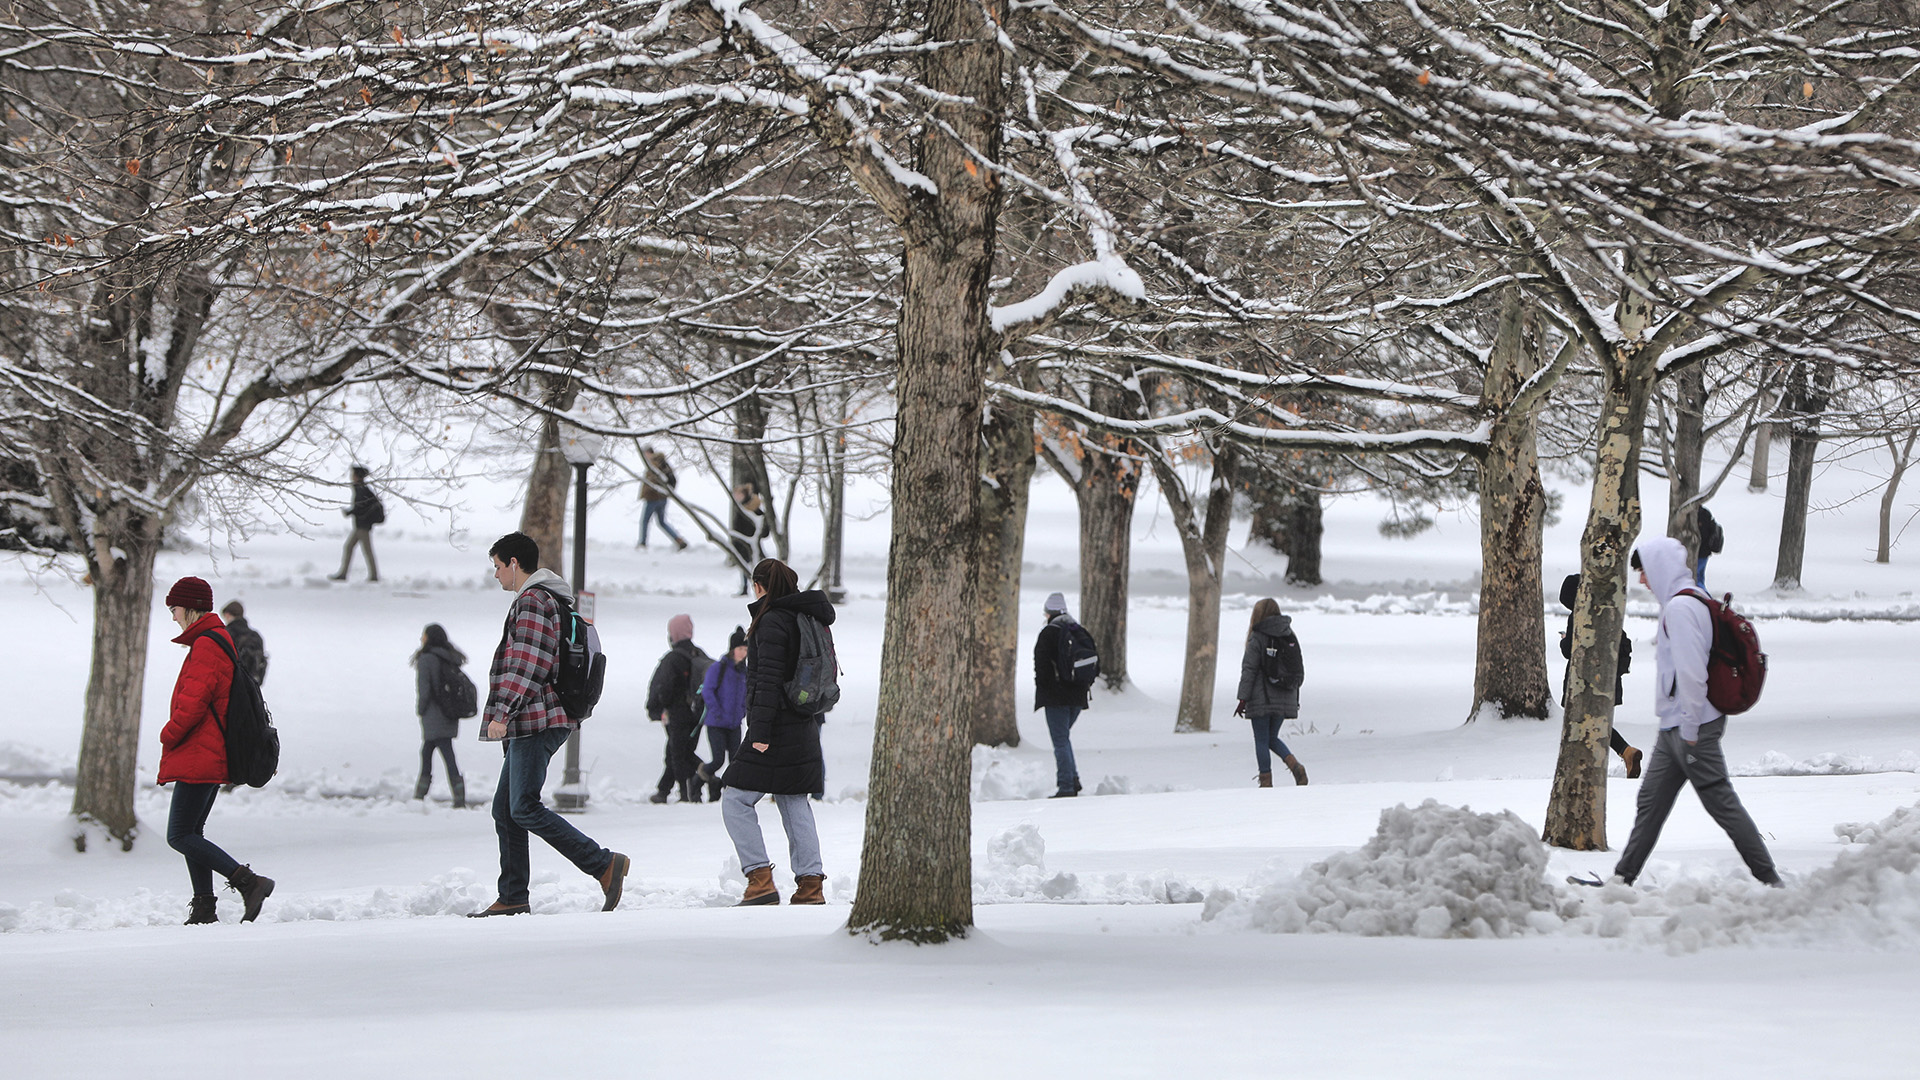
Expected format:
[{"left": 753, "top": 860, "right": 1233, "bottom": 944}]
[
  {"left": 413, "top": 623, "right": 468, "bottom": 807},
  {"left": 648, "top": 614, "right": 711, "bottom": 804},
  {"left": 721, "top": 559, "right": 832, "bottom": 906},
  {"left": 694, "top": 625, "right": 749, "bottom": 803},
  {"left": 1693, "top": 505, "right": 1724, "bottom": 589},
  {"left": 1033, "top": 592, "right": 1090, "bottom": 799},
  {"left": 219, "top": 601, "right": 268, "bottom": 685},
  {"left": 159, "top": 576, "right": 273, "bottom": 925},
  {"left": 1558, "top": 573, "right": 1644, "bottom": 778},
  {"left": 1233, "top": 598, "right": 1309, "bottom": 787},
  {"left": 329, "top": 465, "right": 383, "bottom": 582}
]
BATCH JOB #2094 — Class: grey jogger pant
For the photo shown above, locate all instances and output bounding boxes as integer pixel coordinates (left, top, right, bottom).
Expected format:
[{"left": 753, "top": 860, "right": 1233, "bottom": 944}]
[
  {"left": 1612, "top": 718, "right": 1778, "bottom": 885},
  {"left": 721, "top": 785, "right": 823, "bottom": 878}
]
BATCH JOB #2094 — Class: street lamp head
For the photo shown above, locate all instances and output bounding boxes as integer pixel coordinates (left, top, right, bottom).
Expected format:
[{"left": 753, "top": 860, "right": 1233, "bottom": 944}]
[{"left": 560, "top": 430, "right": 603, "bottom": 466}]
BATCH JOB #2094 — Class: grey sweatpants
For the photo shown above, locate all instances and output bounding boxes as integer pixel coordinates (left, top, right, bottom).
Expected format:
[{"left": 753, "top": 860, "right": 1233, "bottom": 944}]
[
  {"left": 722, "top": 786, "right": 822, "bottom": 878},
  {"left": 1612, "top": 718, "right": 1777, "bottom": 885}
]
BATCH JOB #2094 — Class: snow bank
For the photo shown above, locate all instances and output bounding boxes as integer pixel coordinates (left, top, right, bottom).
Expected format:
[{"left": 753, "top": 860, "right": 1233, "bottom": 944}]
[
  {"left": 1734, "top": 750, "right": 1920, "bottom": 778},
  {"left": 1203, "top": 800, "right": 1572, "bottom": 938},
  {"left": 973, "top": 823, "right": 1208, "bottom": 906}
]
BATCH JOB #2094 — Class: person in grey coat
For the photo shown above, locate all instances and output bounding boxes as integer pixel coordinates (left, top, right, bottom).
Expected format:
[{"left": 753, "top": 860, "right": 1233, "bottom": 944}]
[
  {"left": 413, "top": 623, "right": 468, "bottom": 807},
  {"left": 1234, "top": 598, "right": 1308, "bottom": 787}
]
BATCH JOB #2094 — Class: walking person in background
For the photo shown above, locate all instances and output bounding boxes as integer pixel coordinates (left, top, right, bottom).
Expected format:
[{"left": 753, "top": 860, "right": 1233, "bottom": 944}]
[
  {"left": 1606, "top": 538, "right": 1780, "bottom": 888},
  {"left": 648, "top": 614, "right": 710, "bottom": 804},
  {"left": 469, "top": 532, "right": 629, "bottom": 917},
  {"left": 1234, "top": 599, "right": 1309, "bottom": 787},
  {"left": 1033, "top": 592, "right": 1091, "bottom": 799},
  {"left": 729, "top": 481, "right": 764, "bottom": 596},
  {"left": 720, "top": 559, "right": 833, "bottom": 906},
  {"left": 1557, "top": 574, "right": 1643, "bottom": 778},
  {"left": 1694, "top": 504, "right": 1724, "bottom": 589},
  {"left": 160, "top": 576, "right": 274, "bottom": 925},
  {"left": 694, "top": 626, "right": 749, "bottom": 804},
  {"left": 637, "top": 445, "right": 688, "bottom": 551},
  {"left": 220, "top": 601, "right": 268, "bottom": 685},
  {"left": 329, "top": 465, "right": 384, "bottom": 582},
  {"left": 413, "top": 623, "right": 470, "bottom": 808}
]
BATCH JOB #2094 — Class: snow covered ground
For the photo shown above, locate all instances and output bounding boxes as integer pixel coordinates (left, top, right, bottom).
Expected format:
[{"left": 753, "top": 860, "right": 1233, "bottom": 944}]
[{"left": 4, "top": 448, "right": 1920, "bottom": 1078}]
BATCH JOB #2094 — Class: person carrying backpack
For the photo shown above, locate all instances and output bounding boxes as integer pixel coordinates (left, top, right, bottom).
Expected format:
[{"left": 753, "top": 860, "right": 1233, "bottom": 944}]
[
  {"left": 694, "top": 626, "right": 749, "bottom": 803},
  {"left": 412, "top": 623, "right": 471, "bottom": 808},
  {"left": 1033, "top": 592, "right": 1093, "bottom": 799},
  {"left": 1557, "top": 574, "right": 1643, "bottom": 779},
  {"left": 1233, "top": 598, "right": 1309, "bottom": 787},
  {"left": 637, "top": 445, "right": 688, "bottom": 551},
  {"left": 1604, "top": 537, "right": 1779, "bottom": 888},
  {"left": 220, "top": 600, "right": 269, "bottom": 685},
  {"left": 468, "top": 532, "right": 630, "bottom": 918},
  {"left": 648, "top": 614, "right": 710, "bottom": 804},
  {"left": 720, "top": 558, "right": 834, "bottom": 906},
  {"left": 159, "top": 576, "right": 274, "bottom": 925},
  {"left": 1694, "top": 504, "right": 1724, "bottom": 589},
  {"left": 329, "top": 464, "right": 384, "bottom": 582}
]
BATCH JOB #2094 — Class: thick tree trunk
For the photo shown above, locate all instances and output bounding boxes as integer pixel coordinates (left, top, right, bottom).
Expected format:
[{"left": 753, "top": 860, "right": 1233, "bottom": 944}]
[
  {"left": 1879, "top": 432, "right": 1916, "bottom": 564},
  {"left": 732, "top": 382, "right": 782, "bottom": 562},
  {"left": 518, "top": 376, "right": 580, "bottom": 574},
  {"left": 1280, "top": 487, "right": 1324, "bottom": 586},
  {"left": 1471, "top": 290, "right": 1552, "bottom": 721},
  {"left": 1772, "top": 362, "right": 1835, "bottom": 590},
  {"left": 1148, "top": 440, "right": 1241, "bottom": 734},
  {"left": 1075, "top": 393, "right": 1138, "bottom": 689},
  {"left": 1666, "top": 361, "right": 1707, "bottom": 571},
  {"left": 973, "top": 398, "right": 1034, "bottom": 747},
  {"left": 1747, "top": 393, "right": 1776, "bottom": 493},
  {"left": 818, "top": 385, "right": 849, "bottom": 597},
  {"left": 849, "top": 0, "right": 1002, "bottom": 944},
  {"left": 70, "top": 537, "right": 162, "bottom": 850}
]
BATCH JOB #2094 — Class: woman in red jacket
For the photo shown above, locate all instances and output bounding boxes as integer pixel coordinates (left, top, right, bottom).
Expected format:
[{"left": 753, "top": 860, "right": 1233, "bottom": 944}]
[{"left": 160, "top": 577, "right": 274, "bottom": 925}]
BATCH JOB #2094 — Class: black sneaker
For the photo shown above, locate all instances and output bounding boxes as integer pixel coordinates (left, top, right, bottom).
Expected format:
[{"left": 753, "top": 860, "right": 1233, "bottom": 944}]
[{"left": 1048, "top": 790, "right": 1077, "bottom": 799}]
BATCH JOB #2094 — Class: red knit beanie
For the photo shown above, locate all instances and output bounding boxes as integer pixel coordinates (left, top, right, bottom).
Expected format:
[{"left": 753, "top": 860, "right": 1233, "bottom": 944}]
[{"left": 165, "top": 576, "right": 214, "bottom": 613}]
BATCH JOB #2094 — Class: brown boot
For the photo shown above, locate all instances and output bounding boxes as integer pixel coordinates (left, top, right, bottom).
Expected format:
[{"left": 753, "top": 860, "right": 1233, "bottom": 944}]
[
  {"left": 1257, "top": 772, "right": 1273, "bottom": 788},
  {"left": 597, "top": 852, "right": 630, "bottom": 912},
  {"left": 1283, "top": 755, "right": 1309, "bottom": 786},
  {"left": 791, "top": 874, "right": 826, "bottom": 905},
  {"left": 1622, "top": 746, "right": 1643, "bottom": 780},
  {"left": 737, "top": 865, "right": 780, "bottom": 906}
]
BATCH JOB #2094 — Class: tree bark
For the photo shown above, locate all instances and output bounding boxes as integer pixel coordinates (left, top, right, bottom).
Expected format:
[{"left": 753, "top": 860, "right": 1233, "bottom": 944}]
[
  {"left": 1074, "top": 383, "right": 1139, "bottom": 689},
  {"left": 732, "top": 379, "right": 782, "bottom": 562},
  {"left": 516, "top": 375, "right": 581, "bottom": 574},
  {"left": 1747, "top": 389, "right": 1777, "bottom": 492},
  {"left": 849, "top": 0, "right": 1003, "bottom": 943},
  {"left": 1665, "top": 361, "right": 1707, "bottom": 572},
  {"left": 973, "top": 397, "right": 1034, "bottom": 747},
  {"left": 70, "top": 536, "right": 162, "bottom": 850},
  {"left": 1279, "top": 487, "right": 1325, "bottom": 586},
  {"left": 1879, "top": 431, "right": 1916, "bottom": 564},
  {"left": 1471, "top": 289, "right": 1552, "bottom": 721},
  {"left": 1772, "top": 362, "right": 1836, "bottom": 590},
  {"left": 1147, "top": 438, "right": 1241, "bottom": 734}
]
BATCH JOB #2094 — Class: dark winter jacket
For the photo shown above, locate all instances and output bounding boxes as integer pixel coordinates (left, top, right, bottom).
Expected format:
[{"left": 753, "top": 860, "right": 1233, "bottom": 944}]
[
  {"left": 647, "top": 639, "right": 709, "bottom": 728},
  {"left": 1237, "top": 614, "right": 1305, "bottom": 719},
  {"left": 159, "top": 614, "right": 233, "bottom": 785},
  {"left": 701, "top": 654, "right": 748, "bottom": 730},
  {"left": 224, "top": 615, "right": 268, "bottom": 686},
  {"left": 415, "top": 644, "right": 467, "bottom": 742},
  {"left": 1557, "top": 574, "right": 1632, "bottom": 705},
  {"left": 722, "top": 590, "right": 835, "bottom": 796},
  {"left": 348, "top": 482, "right": 384, "bottom": 530},
  {"left": 1695, "top": 506, "right": 1724, "bottom": 558},
  {"left": 1033, "top": 616, "right": 1092, "bottom": 711}
]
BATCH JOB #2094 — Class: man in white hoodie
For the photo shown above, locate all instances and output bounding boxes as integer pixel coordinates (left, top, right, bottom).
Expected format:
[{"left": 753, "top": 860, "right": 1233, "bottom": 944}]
[{"left": 1610, "top": 536, "right": 1780, "bottom": 887}]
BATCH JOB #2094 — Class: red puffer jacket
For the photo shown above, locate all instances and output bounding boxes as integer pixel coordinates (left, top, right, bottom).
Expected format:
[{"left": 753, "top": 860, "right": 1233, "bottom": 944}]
[{"left": 158, "top": 613, "right": 233, "bottom": 785}]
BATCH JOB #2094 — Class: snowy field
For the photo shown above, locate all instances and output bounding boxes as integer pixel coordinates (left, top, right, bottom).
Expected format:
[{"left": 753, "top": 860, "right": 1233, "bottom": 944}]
[{"left": 4, "top": 449, "right": 1920, "bottom": 1078}]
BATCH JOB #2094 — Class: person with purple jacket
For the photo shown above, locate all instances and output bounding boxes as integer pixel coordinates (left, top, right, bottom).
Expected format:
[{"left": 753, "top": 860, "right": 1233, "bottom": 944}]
[{"left": 696, "top": 626, "right": 749, "bottom": 802}]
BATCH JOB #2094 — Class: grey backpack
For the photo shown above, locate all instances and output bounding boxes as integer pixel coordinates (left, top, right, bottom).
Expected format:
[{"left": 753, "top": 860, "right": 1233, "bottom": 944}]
[{"left": 783, "top": 614, "right": 840, "bottom": 717}]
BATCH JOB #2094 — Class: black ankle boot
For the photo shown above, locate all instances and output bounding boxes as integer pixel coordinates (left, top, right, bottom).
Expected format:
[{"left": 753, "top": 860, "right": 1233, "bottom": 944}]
[
  {"left": 450, "top": 776, "right": 467, "bottom": 809},
  {"left": 226, "top": 865, "right": 275, "bottom": 923},
  {"left": 185, "top": 894, "right": 218, "bottom": 925}
]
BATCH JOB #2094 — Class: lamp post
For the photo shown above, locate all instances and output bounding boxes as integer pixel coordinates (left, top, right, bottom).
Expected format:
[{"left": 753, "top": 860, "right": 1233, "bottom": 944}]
[{"left": 554, "top": 430, "right": 602, "bottom": 812}]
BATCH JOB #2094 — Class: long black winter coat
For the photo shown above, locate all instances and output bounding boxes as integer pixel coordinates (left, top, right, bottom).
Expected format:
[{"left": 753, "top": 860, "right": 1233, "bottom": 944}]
[
  {"left": 1557, "top": 574, "right": 1631, "bottom": 705},
  {"left": 414, "top": 644, "right": 466, "bottom": 741},
  {"left": 1237, "top": 615, "right": 1304, "bottom": 719},
  {"left": 722, "top": 590, "right": 835, "bottom": 796},
  {"left": 646, "top": 639, "right": 707, "bottom": 727},
  {"left": 1032, "top": 617, "right": 1092, "bottom": 711}
]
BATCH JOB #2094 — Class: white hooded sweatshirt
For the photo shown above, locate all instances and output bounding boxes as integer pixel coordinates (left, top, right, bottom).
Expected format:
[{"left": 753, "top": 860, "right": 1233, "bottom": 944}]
[{"left": 1638, "top": 535, "right": 1719, "bottom": 742}]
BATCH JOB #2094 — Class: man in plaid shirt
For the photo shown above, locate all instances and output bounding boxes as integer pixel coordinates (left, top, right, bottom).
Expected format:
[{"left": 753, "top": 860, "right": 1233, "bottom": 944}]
[{"left": 468, "top": 532, "right": 630, "bottom": 917}]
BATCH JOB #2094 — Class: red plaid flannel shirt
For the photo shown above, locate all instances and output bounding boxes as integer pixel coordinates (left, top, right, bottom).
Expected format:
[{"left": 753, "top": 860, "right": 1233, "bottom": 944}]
[{"left": 481, "top": 578, "right": 573, "bottom": 740}]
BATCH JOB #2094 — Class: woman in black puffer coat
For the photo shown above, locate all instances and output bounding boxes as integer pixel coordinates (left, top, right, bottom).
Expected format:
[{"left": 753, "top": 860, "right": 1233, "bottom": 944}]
[
  {"left": 721, "top": 559, "right": 833, "bottom": 907},
  {"left": 1234, "top": 598, "right": 1309, "bottom": 787},
  {"left": 412, "top": 623, "right": 468, "bottom": 807}
]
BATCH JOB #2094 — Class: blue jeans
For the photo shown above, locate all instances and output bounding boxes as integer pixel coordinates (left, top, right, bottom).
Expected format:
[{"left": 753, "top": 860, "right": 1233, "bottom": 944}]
[
  {"left": 491, "top": 726, "right": 612, "bottom": 906},
  {"left": 167, "top": 782, "right": 240, "bottom": 896},
  {"left": 706, "top": 725, "right": 742, "bottom": 774},
  {"left": 722, "top": 786, "right": 823, "bottom": 878},
  {"left": 1694, "top": 552, "right": 1710, "bottom": 589},
  {"left": 640, "top": 499, "right": 683, "bottom": 546},
  {"left": 1249, "top": 715, "right": 1295, "bottom": 775},
  {"left": 1043, "top": 706, "right": 1081, "bottom": 794}
]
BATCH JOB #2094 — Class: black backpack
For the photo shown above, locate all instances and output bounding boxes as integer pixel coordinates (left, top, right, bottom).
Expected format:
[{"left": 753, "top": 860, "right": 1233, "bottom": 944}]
[
  {"left": 531, "top": 584, "right": 606, "bottom": 720},
  {"left": 436, "top": 659, "right": 479, "bottom": 720},
  {"left": 198, "top": 631, "right": 280, "bottom": 788},
  {"left": 366, "top": 494, "right": 386, "bottom": 525},
  {"left": 1259, "top": 631, "right": 1302, "bottom": 688},
  {"left": 784, "top": 613, "right": 840, "bottom": 717},
  {"left": 1056, "top": 619, "right": 1101, "bottom": 690},
  {"left": 685, "top": 648, "right": 713, "bottom": 722}
]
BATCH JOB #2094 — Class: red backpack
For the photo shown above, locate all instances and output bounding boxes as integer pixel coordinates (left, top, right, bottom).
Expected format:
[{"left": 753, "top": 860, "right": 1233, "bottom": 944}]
[{"left": 1681, "top": 590, "right": 1767, "bottom": 715}]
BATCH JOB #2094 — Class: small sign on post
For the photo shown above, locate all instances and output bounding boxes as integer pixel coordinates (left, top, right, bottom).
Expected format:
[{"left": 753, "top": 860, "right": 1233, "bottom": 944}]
[{"left": 577, "top": 589, "right": 596, "bottom": 624}]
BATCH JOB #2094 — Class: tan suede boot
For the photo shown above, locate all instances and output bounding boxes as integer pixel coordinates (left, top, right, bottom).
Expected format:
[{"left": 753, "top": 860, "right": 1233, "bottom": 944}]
[
  {"left": 737, "top": 866, "right": 780, "bottom": 906},
  {"left": 791, "top": 874, "right": 826, "bottom": 905},
  {"left": 1257, "top": 772, "right": 1273, "bottom": 788},
  {"left": 1622, "top": 745, "right": 1643, "bottom": 780},
  {"left": 1283, "top": 755, "right": 1309, "bottom": 786}
]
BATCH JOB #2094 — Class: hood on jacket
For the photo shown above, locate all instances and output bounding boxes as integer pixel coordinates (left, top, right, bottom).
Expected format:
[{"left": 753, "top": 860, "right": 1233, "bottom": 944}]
[
  {"left": 1635, "top": 535, "right": 1695, "bottom": 605},
  {"left": 1559, "top": 573, "right": 1582, "bottom": 611},
  {"left": 754, "top": 589, "right": 837, "bottom": 626},
  {"left": 1253, "top": 614, "right": 1294, "bottom": 638},
  {"left": 519, "top": 567, "right": 574, "bottom": 604}
]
